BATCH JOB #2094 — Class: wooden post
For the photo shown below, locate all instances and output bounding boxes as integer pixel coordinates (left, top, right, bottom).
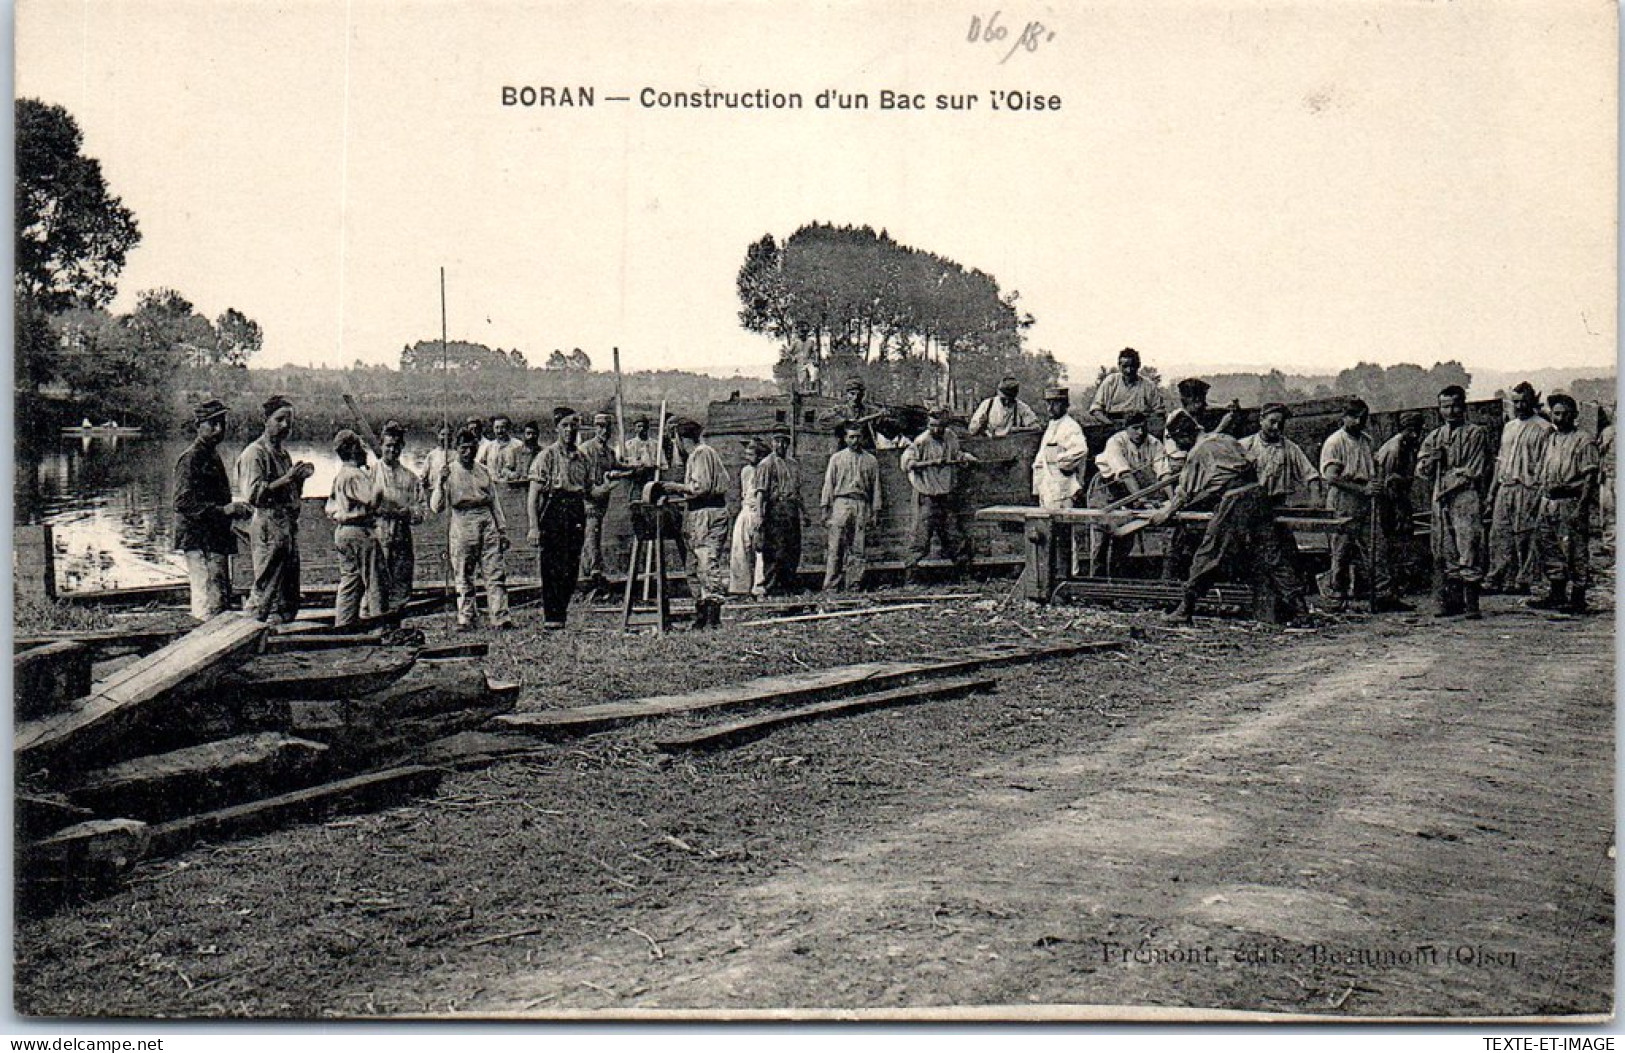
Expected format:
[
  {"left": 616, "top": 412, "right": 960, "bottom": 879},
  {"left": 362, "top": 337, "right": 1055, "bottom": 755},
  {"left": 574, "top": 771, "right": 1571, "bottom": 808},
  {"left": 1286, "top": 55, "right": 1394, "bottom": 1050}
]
[
  {"left": 1022, "top": 514, "right": 1060, "bottom": 603},
  {"left": 612, "top": 347, "right": 628, "bottom": 461},
  {"left": 14, "top": 524, "right": 57, "bottom": 602}
]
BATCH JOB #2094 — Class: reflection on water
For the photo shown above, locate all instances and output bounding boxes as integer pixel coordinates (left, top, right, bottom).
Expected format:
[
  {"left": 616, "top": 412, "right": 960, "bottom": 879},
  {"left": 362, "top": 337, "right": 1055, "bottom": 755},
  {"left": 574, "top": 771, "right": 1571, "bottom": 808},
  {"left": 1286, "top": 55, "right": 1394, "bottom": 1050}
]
[{"left": 18, "top": 435, "right": 441, "bottom": 594}]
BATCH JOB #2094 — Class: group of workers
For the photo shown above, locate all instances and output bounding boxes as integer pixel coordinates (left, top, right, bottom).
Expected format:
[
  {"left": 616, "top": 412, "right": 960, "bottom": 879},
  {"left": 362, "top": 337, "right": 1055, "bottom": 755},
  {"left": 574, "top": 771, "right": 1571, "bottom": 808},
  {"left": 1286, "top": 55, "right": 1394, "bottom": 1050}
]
[{"left": 171, "top": 352, "right": 1611, "bottom": 633}]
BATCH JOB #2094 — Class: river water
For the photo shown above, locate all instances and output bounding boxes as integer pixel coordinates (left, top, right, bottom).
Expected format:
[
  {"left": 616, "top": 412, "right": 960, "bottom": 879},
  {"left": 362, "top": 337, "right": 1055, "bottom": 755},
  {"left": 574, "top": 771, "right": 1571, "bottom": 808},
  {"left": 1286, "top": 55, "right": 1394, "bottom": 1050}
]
[{"left": 18, "top": 435, "right": 431, "bottom": 594}]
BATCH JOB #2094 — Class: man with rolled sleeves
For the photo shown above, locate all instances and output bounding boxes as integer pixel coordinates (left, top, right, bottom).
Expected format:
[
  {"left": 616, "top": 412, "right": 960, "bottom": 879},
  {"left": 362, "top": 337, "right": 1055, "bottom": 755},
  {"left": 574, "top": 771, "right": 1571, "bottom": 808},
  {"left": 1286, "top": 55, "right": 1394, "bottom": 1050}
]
[
  {"left": 1085, "top": 410, "right": 1159, "bottom": 576},
  {"left": 1416, "top": 384, "right": 1493, "bottom": 618},
  {"left": 578, "top": 411, "right": 630, "bottom": 591},
  {"left": 236, "top": 395, "right": 315, "bottom": 624},
  {"left": 1529, "top": 393, "right": 1599, "bottom": 613},
  {"left": 666, "top": 417, "right": 733, "bottom": 628},
  {"left": 900, "top": 407, "right": 977, "bottom": 584},
  {"left": 821, "top": 425, "right": 883, "bottom": 591},
  {"left": 526, "top": 412, "right": 589, "bottom": 630},
  {"left": 1316, "top": 398, "right": 1379, "bottom": 612},
  {"left": 172, "top": 399, "right": 252, "bottom": 620}
]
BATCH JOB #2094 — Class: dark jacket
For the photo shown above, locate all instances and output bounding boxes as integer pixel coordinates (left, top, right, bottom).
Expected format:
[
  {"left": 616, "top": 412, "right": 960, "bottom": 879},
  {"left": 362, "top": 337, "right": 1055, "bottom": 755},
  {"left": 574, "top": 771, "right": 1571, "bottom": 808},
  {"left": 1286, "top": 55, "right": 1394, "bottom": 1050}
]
[{"left": 173, "top": 440, "right": 237, "bottom": 555}]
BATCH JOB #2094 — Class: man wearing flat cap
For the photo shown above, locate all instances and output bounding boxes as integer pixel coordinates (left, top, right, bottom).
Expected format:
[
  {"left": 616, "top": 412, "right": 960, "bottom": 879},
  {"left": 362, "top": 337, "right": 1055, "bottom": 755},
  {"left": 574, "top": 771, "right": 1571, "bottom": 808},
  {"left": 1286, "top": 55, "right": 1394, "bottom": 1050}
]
[
  {"left": 968, "top": 375, "right": 1039, "bottom": 437},
  {"left": 173, "top": 399, "right": 252, "bottom": 620},
  {"left": 666, "top": 417, "right": 733, "bottom": 628},
  {"left": 578, "top": 411, "right": 631, "bottom": 591},
  {"left": 527, "top": 411, "right": 589, "bottom": 629},
  {"left": 1530, "top": 393, "right": 1599, "bottom": 613},
  {"left": 755, "top": 427, "right": 804, "bottom": 595},
  {"left": 1372, "top": 411, "right": 1426, "bottom": 604},
  {"left": 1032, "top": 386, "right": 1090, "bottom": 509},
  {"left": 900, "top": 407, "right": 977, "bottom": 583},
  {"left": 236, "top": 395, "right": 316, "bottom": 623}
]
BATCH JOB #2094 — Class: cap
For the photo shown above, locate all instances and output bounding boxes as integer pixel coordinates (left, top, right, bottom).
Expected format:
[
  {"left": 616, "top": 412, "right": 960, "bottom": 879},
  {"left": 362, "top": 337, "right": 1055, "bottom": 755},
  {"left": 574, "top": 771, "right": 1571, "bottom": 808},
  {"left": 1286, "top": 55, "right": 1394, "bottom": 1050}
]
[
  {"left": 332, "top": 428, "right": 362, "bottom": 455},
  {"left": 1122, "top": 410, "right": 1148, "bottom": 427},
  {"left": 1166, "top": 410, "right": 1201, "bottom": 437},
  {"left": 633, "top": 414, "right": 650, "bottom": 426},
  {"left": 193, "top": 399, "right": 228, "bottom": 424},
  {"left": 998, "top": 375, "right": 1020, "bottom": 392},
  {"left": 1548, "top": 393, "right": 1578, "bottom": 413},
  {"left": 1176, "top": 378, "right": 1211, "bottom": 400},
  {"left": 262, "top": 395, "right": 292, "bottom": 418},
  {"left": 1399, "top": 412, "right": 1426, "bottom": 430},
  {"left": 552, "top": 406, "right": 576, "bottom": 424},
  {"left": 928, "top": 406, "right": 953, "bottom": 423},
  {"left": 1044, "top": 386, "right": 1069, "bottom": 401},
  {"left": 593, "top": 412, "right": 613, "bottom": 425},
  {"left": 1259, "top": 402, "right": 1291, "bottom": 420},
  {"left": 668, "top": 415, "right": 703, "bottom": 438},
  {"left": 770, "top": 425, "right": 791, "bottom": 438},
  {"left": 845, "top": 377, "right": 865, "bottom": 392}
]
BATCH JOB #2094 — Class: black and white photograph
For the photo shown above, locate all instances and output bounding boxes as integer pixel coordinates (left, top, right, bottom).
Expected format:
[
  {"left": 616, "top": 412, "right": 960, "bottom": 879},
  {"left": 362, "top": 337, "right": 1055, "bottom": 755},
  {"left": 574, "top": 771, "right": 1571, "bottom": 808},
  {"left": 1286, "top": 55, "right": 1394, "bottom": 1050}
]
[{"left": 9, "top": 0, "right": 1617, "bottom": 1023}]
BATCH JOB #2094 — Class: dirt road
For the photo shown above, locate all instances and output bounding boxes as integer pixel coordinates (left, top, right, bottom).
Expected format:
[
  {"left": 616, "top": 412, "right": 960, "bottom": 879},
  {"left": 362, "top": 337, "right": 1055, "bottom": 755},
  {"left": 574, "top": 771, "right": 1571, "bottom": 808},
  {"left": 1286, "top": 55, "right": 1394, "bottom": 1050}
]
[{"left": 15, "top": 592, "right": 1613, "bottom": 1019}]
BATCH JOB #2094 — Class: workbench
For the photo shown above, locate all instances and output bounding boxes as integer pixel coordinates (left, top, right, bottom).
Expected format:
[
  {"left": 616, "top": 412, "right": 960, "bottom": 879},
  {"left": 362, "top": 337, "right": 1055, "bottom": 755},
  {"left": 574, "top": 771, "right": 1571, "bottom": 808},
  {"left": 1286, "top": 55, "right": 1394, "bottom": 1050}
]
[{"left": 975, "top": 504, "right": 1353, "bottom": 605}]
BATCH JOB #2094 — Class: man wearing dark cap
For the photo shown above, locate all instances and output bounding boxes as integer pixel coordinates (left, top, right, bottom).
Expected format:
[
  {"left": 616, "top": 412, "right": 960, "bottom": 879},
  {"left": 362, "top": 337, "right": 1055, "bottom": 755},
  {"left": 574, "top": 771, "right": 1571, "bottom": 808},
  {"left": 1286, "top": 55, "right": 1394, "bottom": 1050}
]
[
  {"left": 968, "top": 376, "right": 1039, "bottom": 437},
  {"left": 1316, "top": 398, "right": 1379, "bottom": 612},
  {"left": 623, "top": 415, "right": 662, "bottom": 474},
  {"left": 1530, "top": 393, "right": 1599, "bottom": 613},
  {"left": 578, "top": 411, "right": 630, "bottom": 590},
  {"left": 1485, "top": 381, "right": 1553, "bottom": 593},
  {"left": 666, "top": 417, "right": 733, "bottom": 627},
  {"left": 173, "top": 399, "right": 252, "bottom": 620},
  {"left": 1372, "top": 411, "right": 1427, "bottom": 605},
  {"left": 526, "top": 411, "right": 589, "bottom": 629},
  {"left": 1032, "top": 386, "right": 1090, "bottom": 509},
  {"left": 900, "top": 407, "right": 977, "bottom": 583},
  {"left": 1417, "top": 385, "right": 1492, "bottom": 618},
  {"left": 1088, "top": 348, "right": 1166, "bottom": 424},
  {"left": 236, "top": 395, "right": 315, "bottom": 624},
  {"left": 1145, "top": 413, "right": 1303, "bottom": 624},
  {"left": 1158, "top": 378, "right": 1238, "bottom": 480},
  {"left": 755, "top": 427, "right": 804, "bottom": 594}
]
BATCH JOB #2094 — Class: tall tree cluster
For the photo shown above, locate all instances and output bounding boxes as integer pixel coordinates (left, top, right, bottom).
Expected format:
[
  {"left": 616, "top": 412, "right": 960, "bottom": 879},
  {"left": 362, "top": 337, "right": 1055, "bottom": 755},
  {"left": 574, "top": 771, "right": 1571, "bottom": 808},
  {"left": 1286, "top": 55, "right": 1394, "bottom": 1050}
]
[
  {"left": 737, "top": 223, "right": 1061, "bottom": 407},
  {"left": 1333, "top": 361, "right": 1473, "bottom": 411}
]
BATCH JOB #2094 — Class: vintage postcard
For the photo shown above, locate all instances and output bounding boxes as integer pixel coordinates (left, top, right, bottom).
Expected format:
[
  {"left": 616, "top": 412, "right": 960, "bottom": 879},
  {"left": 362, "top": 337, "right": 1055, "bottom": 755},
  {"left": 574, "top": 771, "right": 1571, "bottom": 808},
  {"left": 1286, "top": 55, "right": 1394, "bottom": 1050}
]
[{"left": 10, "top": 0, "right": 1616, "bottom": 1025}]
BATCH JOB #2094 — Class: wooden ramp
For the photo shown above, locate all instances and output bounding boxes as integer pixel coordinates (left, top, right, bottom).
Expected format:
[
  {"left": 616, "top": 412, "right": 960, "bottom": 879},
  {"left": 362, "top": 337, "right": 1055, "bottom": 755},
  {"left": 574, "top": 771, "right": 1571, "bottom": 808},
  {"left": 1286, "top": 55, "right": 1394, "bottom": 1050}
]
[
  {"left": 15, "top": 614, "right": 267, "bottom": 768},
  {"left": 495, "top": 639, "right": 1124, "bottom": 739}
]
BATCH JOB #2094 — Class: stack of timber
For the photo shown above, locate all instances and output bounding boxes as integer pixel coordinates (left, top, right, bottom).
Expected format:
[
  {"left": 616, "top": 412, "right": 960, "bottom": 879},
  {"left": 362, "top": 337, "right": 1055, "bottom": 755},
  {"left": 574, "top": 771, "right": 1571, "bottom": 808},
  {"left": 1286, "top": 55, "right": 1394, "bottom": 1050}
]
[{"left": 14, "top": 613, "right": 517, "bottom": 909}]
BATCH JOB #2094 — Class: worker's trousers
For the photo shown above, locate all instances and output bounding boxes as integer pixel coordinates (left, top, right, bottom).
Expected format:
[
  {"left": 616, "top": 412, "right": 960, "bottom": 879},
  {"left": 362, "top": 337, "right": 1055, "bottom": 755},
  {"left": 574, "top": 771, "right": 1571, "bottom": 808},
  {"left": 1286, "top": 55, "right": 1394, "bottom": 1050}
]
[
  {"left": 1431, "top": 489, "right": 1486, "bottom": 585},
  {"left": 536, "top": 495, "right": 585, "bottom": 625},
  {"left": 1486, "top": 483, "right": 1543, "bottom": 590},
  {"left": 184, "top": 550, "right": 232, "bottom": 621},
  {"left": 449, "top": 507, "right": 510, "bottom": 627},
  {"left": 684, "top": 506, "right": 732, "bottom": 603},
  {"left": 823, "top": 497, "right": 870, "bottom": 590},
  {"left": 375, "top": 516, "right": 415, "bottom": 612},
  {"left": 905, "top": 492, "right": 972, "bottom": 575},
  {"left": 248, "top": 512, "right": 301, "bottom": 623},
  {"left": 333, "top": 524, "right": 385, "bottom": 628},
  {"left": 1535, "top": 495, "right": 1591, "bottom": 591}
]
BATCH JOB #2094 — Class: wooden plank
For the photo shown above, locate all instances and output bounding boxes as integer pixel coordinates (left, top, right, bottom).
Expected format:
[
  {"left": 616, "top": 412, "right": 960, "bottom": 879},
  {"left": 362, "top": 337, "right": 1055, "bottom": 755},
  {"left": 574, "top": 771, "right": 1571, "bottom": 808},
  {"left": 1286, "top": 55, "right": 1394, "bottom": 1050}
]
[
  {"left": 66, "top": 733, "right": 331, "bottom": 822},
  {"left": 147, "top": 766, "right": 444, "bottom": 856},
  {"left": 218, "top": 647, "right": 419, "bottom": 701},
  {"left": 15, "top": 615, "right": 268, "bottom": 766},
  {"left": 654, "top": 676, "right": 997, "bottom": 752},
  {"left": 263, "top": 632, "right": 383, "bottom": 653},
  {"left": 738, "top": 603, "right": 931, "bottom": 627},
  {"left": 418, "top": 641, "right": 489, "bottom": 660},
  {"left": 16, "top": 793, "right": 96, "bottom": 841},
  {"left": 495, "top": 639, "right": 1123, "bottom": 738},
  {"left": 15, "top": 625, "right": 191, "bottom": 661},
  {"left": 21, "top": 819, "right": 150, "bottom": 905},
  {"left": 14, "top": 641, "right": 93, "bottom": 719}
]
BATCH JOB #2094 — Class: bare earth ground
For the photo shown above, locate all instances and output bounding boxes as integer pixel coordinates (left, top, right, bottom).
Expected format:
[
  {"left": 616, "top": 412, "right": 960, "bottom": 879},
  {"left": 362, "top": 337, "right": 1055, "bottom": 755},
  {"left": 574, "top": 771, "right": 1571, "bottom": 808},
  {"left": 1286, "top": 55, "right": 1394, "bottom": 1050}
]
[{"left": 14, "top": 579, "right": 1614, "bottom": 1020}]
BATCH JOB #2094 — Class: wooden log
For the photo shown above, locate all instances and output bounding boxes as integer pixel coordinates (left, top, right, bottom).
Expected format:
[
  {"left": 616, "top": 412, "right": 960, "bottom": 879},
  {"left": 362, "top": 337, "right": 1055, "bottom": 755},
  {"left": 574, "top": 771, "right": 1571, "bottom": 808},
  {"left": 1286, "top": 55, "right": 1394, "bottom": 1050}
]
[
  {"left": 21, "top": 818, "right": 150, "bottom": 906},
  {"left": 496, "top": 639, "right": 1123, "bottom": 739},
  {"left": 65, "top": 733, "right": 331, "bottom": 822},
  {"left": 263, "top": 632, "right": 383, "bottom": 653},
  {"left": 15, "top": 641, "right": 93, "bottom": 719},
  {"left": 216, "top": 646, "right": 419, "bottom": 701},
  {"left": 15, "top": 624, "right": 191, "bottom": 661},
  {"left": 146, "top": 766, "right": 444, "bottom": 856},
  {"left": 14, "top": 524, "right": 57, "bottom": 602},
  {"left": 15, "top": 615, "right": 268, "bottom": 770},
  {"left": 16, "top": 793, "right": 96, "bottom": 842},
  {"left": 418, "top": 641, "right": 489, "bottom": 660},
  {"left": 655, "top": 676, "right": 997, "bottom": 752},
  {"left": 738, "top": 603, "right": 931, "bottom": 627}
]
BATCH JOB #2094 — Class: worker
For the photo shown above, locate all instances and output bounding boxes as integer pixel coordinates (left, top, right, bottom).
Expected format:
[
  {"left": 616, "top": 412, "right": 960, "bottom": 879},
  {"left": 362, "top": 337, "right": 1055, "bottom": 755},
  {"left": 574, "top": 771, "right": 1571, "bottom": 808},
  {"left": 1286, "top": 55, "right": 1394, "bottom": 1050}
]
[
  {"left": 1145, "top": 413, "right": 1303, "bottom": 625},
  {"left": 1598, "top": 410, "right": 1615, "bottom": 555},
  {"left": 236, "top": 395, "right": 315, "bottom": 625},
  {"left": 1485, "top": 382, "right": 1554, "bottom": 594},
  {"left": 730, "top": 438, "right": 771, "bottom": 597},
  {"left": 372, "top": 419, "right": 426, "bottom": 613},
  {"left": 1158, "top": 378, "right": 1237, "bottom": 479},
  {"left": 519, "top": 420, "right": 543, "bottom": 466},
  {"left": 433, "top": 426, "right": 512, "bottom": 631},
  {"left": 579, "top": 412, "right": 630, "bottom": 592},
  {"left": 821, "top": 424, "right": 883, "bottom": 591},
  {"left": 526, "top": 411, "right": 589, "bottom": 630},
  {"left": 666, "top": 417, "right": 732, "bottom": 629},
  {"left": 1032, "top": 386, "right": 1090, "bottom": 509},
  {"left": 1372, "top": 411, "right": 1426, "bottom": 608},
  {"left": 1316, "top": 398, "right": 1379, "bottom": 613},
  {"left": 755, "top": 427, "right": 804, "bottom": 595},
  {"left": 327, "top": 430, "right": 385, "bottom": 628},
  {"left": 1416, "top": 384, "right": 1492, "bottom": 618},
  {"left": 900, "top": 407, "right": 977, "bottom": 584},
  {"left": 480, "top": 415, "right": 529, "bottom": 484},
  {"left": 824, "top": 377, "right": 901, "bottom": 449},
  {"left": 172, "top": 399, "right": 252, "bottom": 620},
  {"left": 1240, "top": 403, "right": 1320, "bottom": 504},
  {"left": 1529, "top": 393, "right": 1599, "bottom": 613},
  {"left": 623, "top": 415, "right": 663, "bottom": 473},
  {"left": 967, "top": 375, "right": 1039, "bottom": 437},
  {"left": 1088, "top": 347, "right": 1166, "bottom": 424},
  {"left": 1085, "top": 410, "right": 1160, "bottom": 576},
  {"left": 464, "top": 417, "right": 494, "bottom": 466},
  {"left": 419, "top": 421, "right": 453, "bottom": 489}
]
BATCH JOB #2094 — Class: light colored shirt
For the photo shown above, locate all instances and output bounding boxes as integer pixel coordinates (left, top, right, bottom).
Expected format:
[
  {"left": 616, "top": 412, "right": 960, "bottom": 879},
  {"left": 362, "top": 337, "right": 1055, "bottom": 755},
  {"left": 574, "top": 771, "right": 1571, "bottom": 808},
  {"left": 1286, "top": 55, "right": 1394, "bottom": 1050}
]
[
  {"left": 1089, "top": 372, "right": 1166, "bottom": 419},
  {"left": 326, "top": 463, "right": 378, "bottom": 525},
  {"left": 822, "top": 447, "right": 882, "bottom": 508},
  {"left": 1171, "top": 433, "right": 1256, "bottom": 511},
  {"left": 527, "top": 442, "right": 589, "bottom": 493},
  {"left": 900, "top": 429, "right": 964, "bottom": 496},
  {"left": 1032, "top": 414, "right": 1089, "bottom": 508},
  {"left": 372, "top": 459, "right": 425, "bottom": 523},
  {"left": 967, "top": 395, "right": 1039, "bottom": 437},
  {"left": 430, "top": 460, "right": 505, "bottom": 530},
  {"left": 756, "top": 453, "right": 802, "bottom": 508},
  {"left": 1495, "top": 415, "right": 1554, "bottom": 488},
  {"left": 1319, "top": 427, "right": 1377, "bottom": 514},
  {"left": 1241, "top": 433, "right": 1320, "bottom": 501},
  {"left": 1539, "top": 429, "right": 1599, "bottom": 492},
  {"left": 1095, "top": 429, "right": 1158, "bottom": 488},
  {"left": 683, "top": 443, "right": 729, "bottom": 499},
  {"left": 1416, "top": 421, "right": 1492, "bottom": 504},
  {"left": 418, "top": 446, "right": 452, "bottom": 490},
  {"left": 481, "top": 436, "right": 530, "bottom": 483},
  {"left": 578, "top": 436, "right": 622, "bottom": 507},
  {"left": 1599, "top": 425, "right": 1615, "bottom": 484},
  {"left": 236, "top": 436, "right": 302, "bottom": 518},
  {"left": 623, "top": 436, "right": 662, "bottom": 469}
]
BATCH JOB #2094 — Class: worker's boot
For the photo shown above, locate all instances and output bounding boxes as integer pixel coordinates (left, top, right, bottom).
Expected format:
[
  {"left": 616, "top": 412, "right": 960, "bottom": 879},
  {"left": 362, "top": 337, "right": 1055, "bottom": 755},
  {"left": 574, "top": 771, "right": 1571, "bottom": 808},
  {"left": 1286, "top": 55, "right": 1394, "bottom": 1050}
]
[
  {"left": 1161, "top": 592, "right": 1196, "bottom": 626},
  {"left": 690, "top": 599, "right": 712, "bottom": 630},
  {"left": 1462, "top": 583, "right": 1482, "bottom": 620},
  {"left": 1566, "top": 586, "right": 1588, "bottom": 615},
  {"left": 1526, "top": 581, "right": 1567, "bottom": 610},
  {"left": 1434, "top": 581, "right": 1463, "bottom": 618}
]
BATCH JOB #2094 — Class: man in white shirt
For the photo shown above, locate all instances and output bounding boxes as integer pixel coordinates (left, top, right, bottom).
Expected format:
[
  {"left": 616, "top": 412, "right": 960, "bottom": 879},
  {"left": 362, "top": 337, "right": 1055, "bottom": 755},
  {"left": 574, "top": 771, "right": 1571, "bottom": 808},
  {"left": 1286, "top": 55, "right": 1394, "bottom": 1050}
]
[{"left": 967, "top": 376, "right": 1039, "bottom": 437}]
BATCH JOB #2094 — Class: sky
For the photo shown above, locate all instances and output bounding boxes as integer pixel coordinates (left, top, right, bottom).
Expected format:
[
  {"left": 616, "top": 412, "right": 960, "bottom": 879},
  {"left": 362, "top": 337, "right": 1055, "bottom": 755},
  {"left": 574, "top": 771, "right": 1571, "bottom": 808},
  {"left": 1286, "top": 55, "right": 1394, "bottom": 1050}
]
[{"left": 14, "top": 0, "right": 1618, "bottom": 382}]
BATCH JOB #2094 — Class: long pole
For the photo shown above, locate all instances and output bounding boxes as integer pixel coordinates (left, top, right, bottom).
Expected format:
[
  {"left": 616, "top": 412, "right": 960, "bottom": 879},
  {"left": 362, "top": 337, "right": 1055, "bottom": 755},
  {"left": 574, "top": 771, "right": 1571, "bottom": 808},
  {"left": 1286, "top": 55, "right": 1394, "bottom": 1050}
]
[
  {"left": 612, "top": 346, "right": 627, "bottom": 461},
  {"left": 440, "top": 267, "right": 451, "bottom": 597}
]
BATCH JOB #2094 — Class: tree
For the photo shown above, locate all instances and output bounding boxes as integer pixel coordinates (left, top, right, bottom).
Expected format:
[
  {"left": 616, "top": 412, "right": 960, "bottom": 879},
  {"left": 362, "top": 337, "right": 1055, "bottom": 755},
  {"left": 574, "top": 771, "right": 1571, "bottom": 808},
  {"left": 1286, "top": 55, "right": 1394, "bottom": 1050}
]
[
  {"left": 15, "top": 99, "right": 141, "bottom": 312},
  {"left": 214, "top": 307, "right": 263, "bottom": 367}
]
